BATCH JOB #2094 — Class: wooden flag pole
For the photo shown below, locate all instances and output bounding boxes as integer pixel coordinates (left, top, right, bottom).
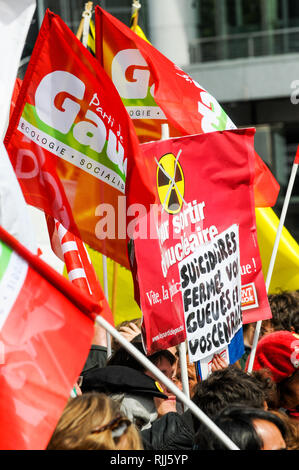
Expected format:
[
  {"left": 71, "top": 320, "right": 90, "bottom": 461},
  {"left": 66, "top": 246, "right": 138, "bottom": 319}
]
[
  {"left": 161, "top": 123, "right": 190, "bottom": 408},
  {"left": 247, "top": 154, "right": 299, "bottom": 373}
]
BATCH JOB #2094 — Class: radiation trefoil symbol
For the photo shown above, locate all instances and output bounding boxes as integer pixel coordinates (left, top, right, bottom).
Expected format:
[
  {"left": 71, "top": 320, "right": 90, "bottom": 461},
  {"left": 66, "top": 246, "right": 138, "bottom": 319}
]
[{"left": 156, "top": 150, "right": 186, "bottom": 214}]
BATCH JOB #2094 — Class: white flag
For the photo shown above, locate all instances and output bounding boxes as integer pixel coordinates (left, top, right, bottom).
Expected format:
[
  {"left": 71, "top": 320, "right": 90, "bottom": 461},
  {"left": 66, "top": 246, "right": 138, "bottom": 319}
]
[
  {"left": 0, "top": 1, "right": 37, "bottom": 252},
  {"left": 0, "top": 0, "right": 36, "bottom": 137}
]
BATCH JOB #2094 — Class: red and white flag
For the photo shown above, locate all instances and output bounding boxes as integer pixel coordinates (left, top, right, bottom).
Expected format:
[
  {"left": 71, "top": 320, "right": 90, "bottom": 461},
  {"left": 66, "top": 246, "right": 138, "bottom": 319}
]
[{"left": 0, "top": 225, "right": 101, "bottom": 450}]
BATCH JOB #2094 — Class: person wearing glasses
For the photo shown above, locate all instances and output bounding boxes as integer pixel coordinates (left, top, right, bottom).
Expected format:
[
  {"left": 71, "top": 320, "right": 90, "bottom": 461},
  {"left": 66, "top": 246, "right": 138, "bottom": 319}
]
[{"left": 46, "top": 392, "right": 143, "bottom": 450}]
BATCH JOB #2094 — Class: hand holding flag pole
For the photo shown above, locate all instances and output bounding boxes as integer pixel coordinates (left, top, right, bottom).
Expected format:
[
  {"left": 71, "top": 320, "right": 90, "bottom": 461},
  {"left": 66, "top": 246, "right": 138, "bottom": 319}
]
[{"left": 247, "top": 148, "right": 299, "bottom": 373}]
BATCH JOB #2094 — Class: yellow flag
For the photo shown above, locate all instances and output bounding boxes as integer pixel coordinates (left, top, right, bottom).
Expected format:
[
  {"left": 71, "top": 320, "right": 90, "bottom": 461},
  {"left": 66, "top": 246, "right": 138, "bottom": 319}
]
[
  {"left": 65, "top": 246, "right": 142, "bottom": 326},
  {"left": 256, "top": 207, "right": 299, "bottom": 293}
]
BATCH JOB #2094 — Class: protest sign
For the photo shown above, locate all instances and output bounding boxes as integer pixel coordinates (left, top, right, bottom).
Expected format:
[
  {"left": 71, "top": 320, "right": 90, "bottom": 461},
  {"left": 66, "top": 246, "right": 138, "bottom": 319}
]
[
  {"left": 178, "top": 224, "right": 242, "bottom": 363},
  {"left": 129, "top": 129, "right": 272, "bottom": 354}
]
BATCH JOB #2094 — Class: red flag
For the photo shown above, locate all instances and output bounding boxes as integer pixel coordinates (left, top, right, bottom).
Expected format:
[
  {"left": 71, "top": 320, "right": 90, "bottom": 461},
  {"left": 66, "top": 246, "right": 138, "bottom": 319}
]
[
  {"left": 0, "top": 225, "right": 100, "bottom": 450},
  {"left": 128, "top": 129, "right": 272, "bottom": 354},
  {"left": 295, "top": 146, "right": 299, "bottom": 164},
  {"left": 95, "top": 6, "right": 279, "bottom": 208},
  {"left": 4, "top": 10, "right": 153, "bottom": 270},
  {"left": 9, "top": 78, "right": 23, "bottom": 121}
]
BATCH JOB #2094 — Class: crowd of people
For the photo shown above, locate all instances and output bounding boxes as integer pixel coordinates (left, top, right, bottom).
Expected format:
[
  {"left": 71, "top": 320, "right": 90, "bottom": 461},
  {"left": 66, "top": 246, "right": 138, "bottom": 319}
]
[{"left": 46, "top": 290, "right": 299, "bottom": 451}]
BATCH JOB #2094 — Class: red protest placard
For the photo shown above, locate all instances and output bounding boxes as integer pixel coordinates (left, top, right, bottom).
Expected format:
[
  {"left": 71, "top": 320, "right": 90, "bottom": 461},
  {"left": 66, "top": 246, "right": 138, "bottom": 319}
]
[{"left": 128, "top": 129, "right": 272, "bottom": 354}]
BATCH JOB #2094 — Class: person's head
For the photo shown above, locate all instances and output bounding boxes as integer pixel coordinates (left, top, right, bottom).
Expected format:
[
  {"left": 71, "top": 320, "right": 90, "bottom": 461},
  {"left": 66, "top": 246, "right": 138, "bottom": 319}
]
[
  {"left": 46, "top": 392, "right": 143, "bottom": 450},
  {"left": 261, "top": 291, "right": 299, "bottom": 337},
  {"left": 107, "top": 335, "right": 177, "bottom": 382},
  {"left": 289, "top": 308, "right": 299, "bottom": 334},
  {"left": 192, "top": 365, "right": 268, "bottom": 424},
  {"left": 146, "top": 349, "right": 177, "bottom": 381},
  {"left": 250, "top": 330, "right": 299, "bottom": 409},
  {"left": 195, "top": 405, "right": 287, "bottom": 450},
  {"left": 270, "top": 410, "right": 299, "bottom": 450},
  {"left": 174, "top": 352, "right": 197, "bottom": 397}
]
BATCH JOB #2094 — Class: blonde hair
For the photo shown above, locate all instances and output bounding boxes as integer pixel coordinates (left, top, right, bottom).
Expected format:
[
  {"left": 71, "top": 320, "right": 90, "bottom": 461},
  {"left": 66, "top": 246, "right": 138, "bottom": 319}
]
[{"left": 47, "top": 393, "right": 143, "bottom": 450}]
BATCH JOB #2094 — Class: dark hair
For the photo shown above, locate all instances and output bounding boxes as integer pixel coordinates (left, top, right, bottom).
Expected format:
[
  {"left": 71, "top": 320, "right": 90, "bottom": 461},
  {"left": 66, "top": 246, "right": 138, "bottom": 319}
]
[
  {"left": 107, "top": 336, "right": 176, "bottom": 372},
  {"left": 250, "top": 369, "right": 279, "bottom": 409},
  {"left": 289, "top": 308, "right": 299, "bottom": 334},
  {"left": 192, "top": 366, "right": 267, "bottom": 424},
  {"left": 195, "top": 405, "right": 287, "bottom": 450},
  {"left": 267, "top": 291, "right": 299, "bottom": 332},
  {"left": 107, "top": 337, "right": 146, "bottom": 372}
]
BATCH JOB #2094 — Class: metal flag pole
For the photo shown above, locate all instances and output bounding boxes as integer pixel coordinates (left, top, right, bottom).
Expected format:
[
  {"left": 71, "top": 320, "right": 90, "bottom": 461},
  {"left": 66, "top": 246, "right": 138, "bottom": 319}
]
[
  {"left": 102, "top": 253, "right": 112, "bottom": 358},
  {"left": 247, "top": 153, "right": 298, "bottom": 373},
  {"left": 161, "top": 123, "right": 190, "bottom": 408}
]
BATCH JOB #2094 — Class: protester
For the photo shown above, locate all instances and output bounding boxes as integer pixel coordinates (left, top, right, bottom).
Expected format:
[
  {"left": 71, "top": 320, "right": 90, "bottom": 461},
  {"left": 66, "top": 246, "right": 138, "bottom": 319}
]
[
  {"left": 248, "top": 330, "right": 299, "bottom": 421},
  {"left": 81, "top": 364, "right": 169, "bottom": 431},
  {"left": 81, "top": 333, "right": 180, "bottom": 430},
  {"left": 260, "top": 291, "right": 299, "bottom": 337},
  {"left": 238, "top": 322, "right": 256, "bottom": 370},
  {"left": 173, "top": 351, "right": 197, "bottom": 399},
  {"left": 46, "top": 392, "right": 143, "bottom": 450},
  {"left": 82, "top": 322, "right": 109, "bottom": 373},
  {"left": 270, "top": 410, "right": 299, "bottom": 450},
  {"left": 141, "top": 365, "right": 271, "bottom": 450},
  {"left": 194, "top": 404, "right": 287, "bottom": 450}
]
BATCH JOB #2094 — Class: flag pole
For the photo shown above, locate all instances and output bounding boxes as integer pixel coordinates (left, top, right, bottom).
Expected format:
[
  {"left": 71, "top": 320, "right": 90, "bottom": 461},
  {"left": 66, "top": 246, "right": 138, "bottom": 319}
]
[
  {"left": 247, "top": 153, "right": 299, "bottom": 373},
  {"left": 76, "top": 1, "right": 112, "bottom": 357},
  {"left": 111, "top": 261, "right": 118, "bottom": 316},
  {"left": 95, "top": 314, "right": 239, "bottom": 450},
  {"left": 102, "top": 254, "right": 112, "bottom": 357},
  {"left": 161, "top": 123, "right": 190, "bottom": 407},
  {"left": 131, "top": 0, "right": 141, "bottom": 29}
]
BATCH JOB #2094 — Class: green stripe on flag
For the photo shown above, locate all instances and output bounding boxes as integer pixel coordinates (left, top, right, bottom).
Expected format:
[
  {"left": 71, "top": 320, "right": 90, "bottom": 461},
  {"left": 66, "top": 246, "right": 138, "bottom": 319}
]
[{"left": 0, "top": 241, "right": 12, "bottom": 282}]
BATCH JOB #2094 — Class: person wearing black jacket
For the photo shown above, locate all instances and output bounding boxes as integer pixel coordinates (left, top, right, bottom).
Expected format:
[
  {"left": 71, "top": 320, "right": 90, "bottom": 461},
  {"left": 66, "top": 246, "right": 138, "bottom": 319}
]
[{"left": 141, "top": 365, "right": 274, "bottom": 450}]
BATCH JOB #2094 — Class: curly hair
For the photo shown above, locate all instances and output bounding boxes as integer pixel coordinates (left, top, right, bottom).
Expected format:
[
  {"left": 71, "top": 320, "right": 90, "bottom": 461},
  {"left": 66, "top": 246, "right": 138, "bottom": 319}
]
[
  {"left": 192, "top": 365, "right": 268, "bottom": 422},
  {"left": 265, "top": 291, "right": 299, "bottom": 333}
]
